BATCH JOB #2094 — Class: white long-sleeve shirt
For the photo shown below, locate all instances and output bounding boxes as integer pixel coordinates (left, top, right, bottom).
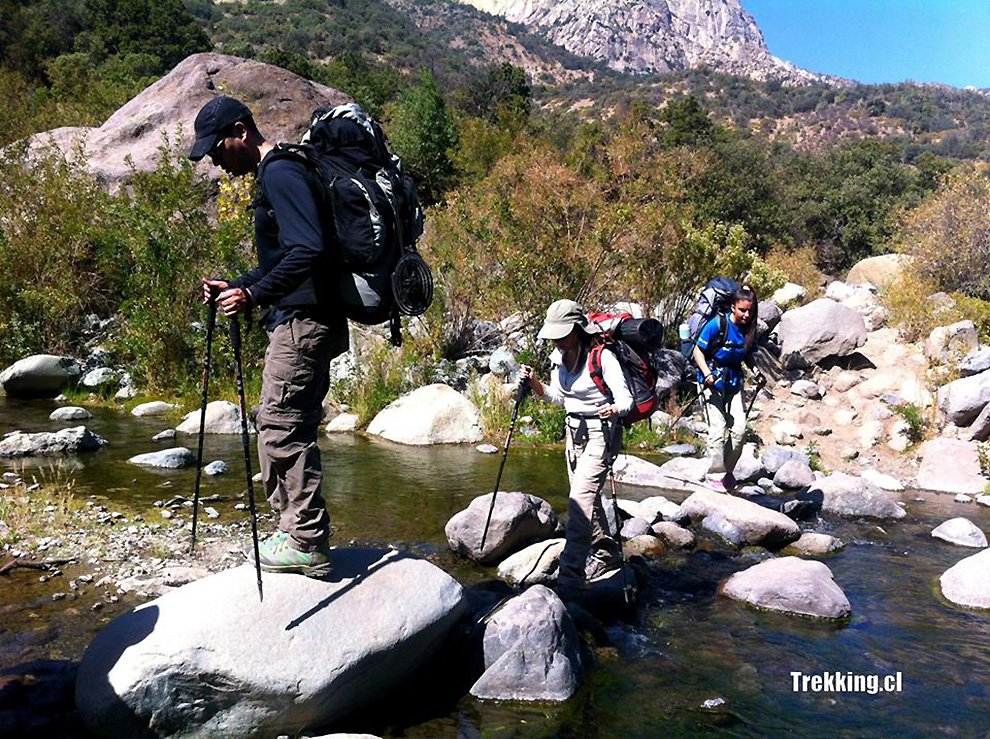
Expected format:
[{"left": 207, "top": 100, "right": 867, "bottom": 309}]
[{"left": 544, "top": 347, "right": 634, "bottom": 417}]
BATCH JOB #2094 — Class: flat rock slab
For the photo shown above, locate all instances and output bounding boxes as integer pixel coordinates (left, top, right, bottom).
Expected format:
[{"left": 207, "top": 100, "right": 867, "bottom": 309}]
[
  {"left": 720, "top": 556, "right": 851, "bottom": 619},
  {"left": 916, "top": 438, "right": 987, "bottom": 495},
  {"left": 367, "top": 383, "right": 482, "bottom": 445},
  {"left": 939, "top": 548, "right": 990, "bottom": 609},
  {"left": 128, "top": 447, "right": 196, "bottom": 469},
  {"left": 931, "top": 518, "right": 988, "bottom": 548},
  {"left": 470, "top": 585, "right": 581, "bottom": 702},
  {"left": 76, "top": 549, "right": 466, "bottom": 738},
  {"left": 131, "top": 401, "right": 178, "bottom": 417},
  {"left": 611, "top": 454, "right": 681, "bottom": 488},
  {"left": 0, "top": 426, "right": 108, "bottom": 457},
  {"left": 679, "top": 490, "right": 801, "bottom": 549}
]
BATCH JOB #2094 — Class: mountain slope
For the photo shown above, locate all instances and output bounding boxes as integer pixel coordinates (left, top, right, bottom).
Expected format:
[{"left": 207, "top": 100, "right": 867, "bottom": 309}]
[{"left": 457, "top": 0, "right": 840, "bottom": 85}]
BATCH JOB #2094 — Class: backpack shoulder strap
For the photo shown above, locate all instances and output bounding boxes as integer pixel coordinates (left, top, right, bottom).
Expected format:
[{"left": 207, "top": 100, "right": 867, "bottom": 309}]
[
  {"left": 587, "top": 339, "right": 615, "bottom": 404},
  {"left": 703, "top": 313, "right": 730, "bottom": 360}
]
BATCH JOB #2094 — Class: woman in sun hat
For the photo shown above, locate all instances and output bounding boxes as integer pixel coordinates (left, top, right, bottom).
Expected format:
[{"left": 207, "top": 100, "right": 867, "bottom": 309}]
[{"left": 520, "top": 299, "right": 633, "bottom": 596}]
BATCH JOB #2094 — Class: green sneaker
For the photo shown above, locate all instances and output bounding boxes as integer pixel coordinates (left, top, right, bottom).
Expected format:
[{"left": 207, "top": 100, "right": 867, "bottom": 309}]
[
  {"left": 244, "top": 531, "right": 287, "bottom": 561},
  {"left": 256, "top": 535, "right": 333, "bottom": 578}
]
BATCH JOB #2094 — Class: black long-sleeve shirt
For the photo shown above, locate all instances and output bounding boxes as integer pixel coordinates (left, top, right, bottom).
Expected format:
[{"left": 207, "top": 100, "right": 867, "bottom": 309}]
[{"left": 231, "top": 153, "right": 344, "bottom": 335}]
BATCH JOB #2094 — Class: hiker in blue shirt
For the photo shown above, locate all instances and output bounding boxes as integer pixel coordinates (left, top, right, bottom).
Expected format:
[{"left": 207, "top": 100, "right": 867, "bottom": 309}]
[{"left": 692, "top": 285, "right": 762, "bottom": 492}]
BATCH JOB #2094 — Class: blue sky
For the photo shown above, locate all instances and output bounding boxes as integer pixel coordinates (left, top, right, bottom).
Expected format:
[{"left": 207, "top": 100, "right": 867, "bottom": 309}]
[{"left": 742, "top": 0, "right": 990, "bottom": 89}]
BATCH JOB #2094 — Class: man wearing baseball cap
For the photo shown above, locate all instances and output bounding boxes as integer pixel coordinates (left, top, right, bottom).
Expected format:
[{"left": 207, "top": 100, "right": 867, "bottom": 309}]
[{"left": 190, "top": 95, "right": 348, "bottom": 577}]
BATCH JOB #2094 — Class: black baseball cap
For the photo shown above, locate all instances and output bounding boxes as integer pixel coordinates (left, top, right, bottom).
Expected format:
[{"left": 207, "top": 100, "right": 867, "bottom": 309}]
[{"left": 188, "top": 96, "right": 253, "bottom": 161}]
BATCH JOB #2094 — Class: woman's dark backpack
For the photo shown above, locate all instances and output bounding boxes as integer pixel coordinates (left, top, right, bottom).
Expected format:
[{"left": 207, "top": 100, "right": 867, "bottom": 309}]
[
  {"left": 260, "top": 103, "right": 432, "bottom": 345},
  {"left": 586, "top": 312, "right": 665, "bottom": 425},
  {"left": 679, "top": 277, "right": 739, "bottom": 359}
]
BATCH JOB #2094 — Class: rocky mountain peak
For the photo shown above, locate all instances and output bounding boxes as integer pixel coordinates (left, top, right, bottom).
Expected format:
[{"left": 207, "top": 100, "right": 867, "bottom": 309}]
[{"left": 459, "top": 0, "right": 838, "bottom": 85}]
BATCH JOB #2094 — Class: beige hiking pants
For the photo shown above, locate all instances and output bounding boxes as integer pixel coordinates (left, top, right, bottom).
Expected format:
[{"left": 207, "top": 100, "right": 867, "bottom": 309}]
[
  {"left": 256, "top": 316, "right": 346, "bottom": 551},
  {"left": 557, "top": 416, "right": 621, "bottom": 586},
  {"left": 701, "top": 384, "right": 746, "bottom": 477}
]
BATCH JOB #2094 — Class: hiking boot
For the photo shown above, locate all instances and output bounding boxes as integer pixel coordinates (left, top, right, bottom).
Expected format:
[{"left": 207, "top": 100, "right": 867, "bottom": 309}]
[
  {"left": 244, "top": 531, "right": 287, "bottom": 561},
  {"left": 256, "top": 536, "right": 333, "bottom": 578},
  {"left": 722, "top": 472, "right": 738, "bottom": 492}
]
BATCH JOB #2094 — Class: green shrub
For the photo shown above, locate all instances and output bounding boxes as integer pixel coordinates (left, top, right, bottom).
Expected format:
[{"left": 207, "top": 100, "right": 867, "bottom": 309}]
[{"left": 892, "top": 402, "right": 927, "bottom": 444}]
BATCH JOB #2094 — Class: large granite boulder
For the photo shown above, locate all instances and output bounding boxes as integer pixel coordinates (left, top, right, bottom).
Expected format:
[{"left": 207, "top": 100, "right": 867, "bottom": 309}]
[
  {"left": 845, "top": 253, "right": 912, "bottom": 291},
  {"left": 679, "top": 490, "right": 801, "bottom": 549},
  {"left": 806, "top": 472, "right": 905, "bottom": 519},
  {"left": 469, "top": 585, "right": 582, "bottom": 702},
  {"left": 0, "top": 355, "right": 81, "bottom": 398},
  {"left": 939, "top": 548, "right": 990, "bottom": 609},
  {"left": 367, "top": 384, "right": 482, "bottom": 445},
  {"left": 931, "top": 518, "right": 988, "bottom": 548},
  {"left": 76, "top": 550, "right": 465, "bottom": 738},
  {"left": 916, "top": 439, "right": 986, "bottom": 495},
  {"left": 446, "top": 492, "right": 563, "bottom": 565},
  {"left": 0, "top": 427, "right": 108, "bottom": 457},
  {"left": 720, "top": 556, "right": 851, "bottom": 619},
  {"left": 25, "top": 53, "right": 351, "bottom": 188},
  {"left": 937, "top": 370, "right": 990, "bottom": 426},
  {"left": 777, "top": 299, "right": 867, "bottom": 370},
  {"left": 176, "top": 401, "right": 250, "bottom": 435}
]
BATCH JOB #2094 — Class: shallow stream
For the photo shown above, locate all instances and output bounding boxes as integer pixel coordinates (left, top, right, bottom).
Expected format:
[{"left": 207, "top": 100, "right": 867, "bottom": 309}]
[{"left": 2, "top": 396, "right": 989, "bottom": 737}]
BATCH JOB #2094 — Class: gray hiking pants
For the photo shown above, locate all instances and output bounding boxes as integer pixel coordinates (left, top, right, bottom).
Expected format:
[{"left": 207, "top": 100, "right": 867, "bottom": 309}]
[
  {"left": 257, "top": 316, "right": 346, "bottom": 551},
  {"left": 557, "top": 416, "right": 621, "bottom": 586},
  {"left": 701, "top": 384, "right": 746, "bottom": 477}
]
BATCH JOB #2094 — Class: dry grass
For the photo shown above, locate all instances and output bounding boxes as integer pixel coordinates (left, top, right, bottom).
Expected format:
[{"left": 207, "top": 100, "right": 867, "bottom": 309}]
[
  {"left": 0, "top": 462, "right": 81, "bottom": 546},
  {"left": 884, "top": 272, "right": 990, "bottom": 344}
]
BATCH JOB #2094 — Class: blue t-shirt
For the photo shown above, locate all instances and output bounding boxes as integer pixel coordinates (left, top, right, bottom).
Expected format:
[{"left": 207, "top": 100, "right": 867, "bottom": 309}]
[{"left": 695, "top": 315, "right": 752, "bottom": 392}]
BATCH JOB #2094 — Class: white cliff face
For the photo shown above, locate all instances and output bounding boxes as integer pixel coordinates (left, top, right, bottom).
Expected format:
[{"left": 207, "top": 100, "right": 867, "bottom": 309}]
[{"left": 459, "top": 0, "right": 831, "bottom": 83}]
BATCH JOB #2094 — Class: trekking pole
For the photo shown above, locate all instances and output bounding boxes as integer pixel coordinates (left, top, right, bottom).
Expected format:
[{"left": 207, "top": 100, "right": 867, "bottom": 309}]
[
  {"left": 602, "top": 419, "right": 635, "bottom": 606},
  {"left": 744, "top": 373, "right": 767, "bottom": 421},
  {"left": 190, "top": 286, "right": 219, "bottom": 553},
  {"left": 665, "top": 385, "right": 703, "bottom": 430},
  {"left": 230, "top": 315, "right": 263, "bottom": 602},
  {"left": 479, "top": 379, "right": 531, "bottom": 557}
]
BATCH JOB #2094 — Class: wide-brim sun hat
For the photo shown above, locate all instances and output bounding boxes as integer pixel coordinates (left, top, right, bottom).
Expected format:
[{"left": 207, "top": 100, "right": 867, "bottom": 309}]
[{"left": 536, "top": 299, "right": 601, "bottom": 340}]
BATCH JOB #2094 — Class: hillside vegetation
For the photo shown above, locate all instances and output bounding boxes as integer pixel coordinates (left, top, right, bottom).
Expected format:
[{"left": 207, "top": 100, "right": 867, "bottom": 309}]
[{"left": 0, "top": 0, "right": 988, "bottom": 410}]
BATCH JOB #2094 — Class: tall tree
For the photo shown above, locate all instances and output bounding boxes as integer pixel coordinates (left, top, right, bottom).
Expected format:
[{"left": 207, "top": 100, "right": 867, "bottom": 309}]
[{"left": 388, "top": 70, "right": 458, "bottom": 204}]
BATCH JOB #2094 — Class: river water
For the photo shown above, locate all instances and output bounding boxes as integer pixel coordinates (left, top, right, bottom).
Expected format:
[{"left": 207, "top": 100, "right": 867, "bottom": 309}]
[{"left": 1, "top": 396, "right": 989, "bottom": 737}]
